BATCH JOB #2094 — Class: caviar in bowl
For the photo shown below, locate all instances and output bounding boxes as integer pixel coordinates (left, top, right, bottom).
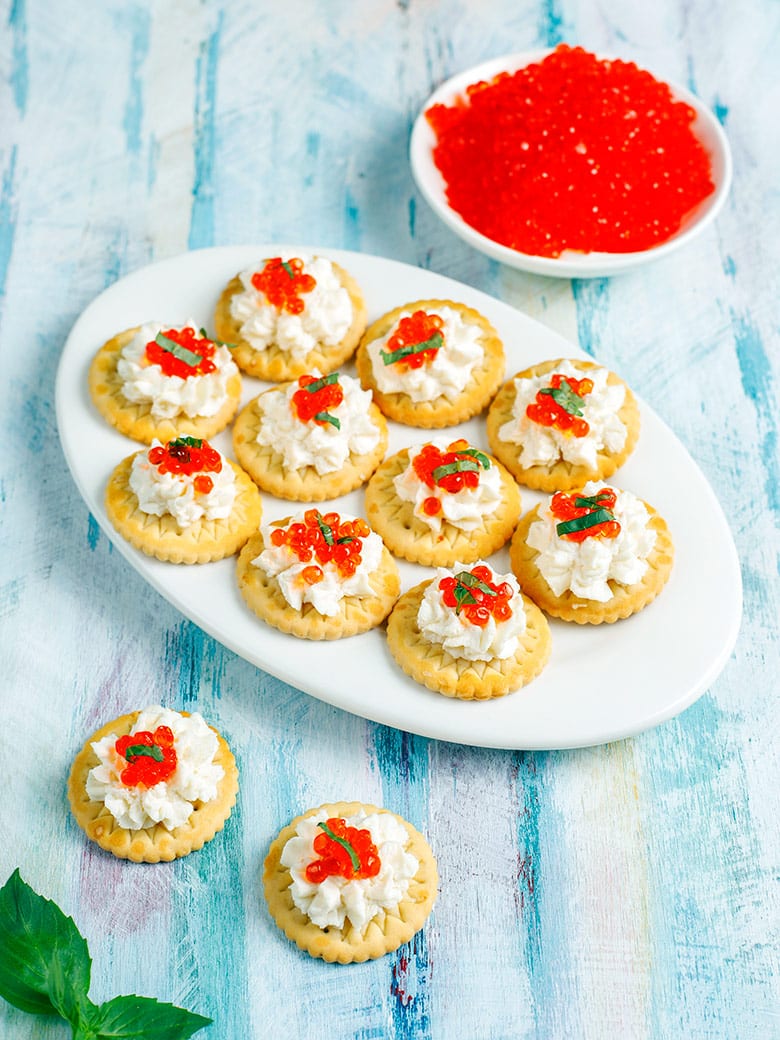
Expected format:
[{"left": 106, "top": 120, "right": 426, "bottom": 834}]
[{"left": 410, "top": 47, "right": 732, "bottom": 278}]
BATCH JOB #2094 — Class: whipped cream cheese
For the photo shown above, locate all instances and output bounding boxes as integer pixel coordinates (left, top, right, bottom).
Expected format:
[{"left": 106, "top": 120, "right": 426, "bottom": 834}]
[
  {"left": 418, "top": 562, "right": 526, "bottom": 662},
  {"left": 280, "top": 809, "right": 419, "bottom": 933},
  {"left": 117, "top": 321, "right": 238, "bottom": 420},
  {"left": 527, "top": 483, "right": 657, "bottom": 601},
  {"left": 230, "top": 256, "right": 352, "bottom": 359},
  {"left": 257, "top": 373, "right": 380, "bottom": 475},
  {"left": 253, "top": 515, "right": 384, "bottom": 616},
  {"left": 393, "top": 440, "right": 502, "bottom": 534},
  {"left": 130, "top": 441, "right": 237, "bottom": 529},
  {"left": 85, "top": 706, "right": 224, "bottom": 831},
  {"left": 498, "top": 360, "right": 627, "bottom": 468},
  {"left": 367, "top": 306, "right": 484, "bottom": 402}
]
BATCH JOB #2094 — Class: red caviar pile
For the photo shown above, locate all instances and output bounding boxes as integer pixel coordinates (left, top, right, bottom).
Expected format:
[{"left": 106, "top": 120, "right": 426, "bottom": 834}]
[
  {"left": 526, "top": 373, "right": 594, "bottom": 437},
  {"left": 291, "top": 372, "right": 344, "bottom": 426},
  {"left": 148, "top": 437, "right": 223, "bottom": 495},
  {"left": 551, "top": 488, "right": 621, "bottom": 541},
  {"left": 252, "top": 257, "right": 316, "bottom": 314},
  {"left": 439, "top": 564, "right": 515, "bottom": 627},
  {"left": 305, "top": 818, "right": 381, "bottom": 883},
  {"left": 115, "top": 726, "right": 177, "bottom": 788},
  {"left": 269, "top": 510, "right": 370, "bottom": 585},
  {"left": 412, "top": 439, "right": 490, "bottom": 517},
  {"left": 145, "top": 327, "right": 217, "bottom": 378},
  {"left": 426, "top": 44, "right": 715, "bottom": 257},
  {"left": 380, "top": 310, "right": 444, "bottom": 370}
]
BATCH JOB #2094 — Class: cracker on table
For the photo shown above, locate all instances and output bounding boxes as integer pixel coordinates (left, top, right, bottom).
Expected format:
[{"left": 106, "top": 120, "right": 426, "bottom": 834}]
[
  {"left": 364, "top": 446, "right": 521, "bottom": 567},
  {"left": 486, "top": 358, "right": 640, "bottom": 491},
  {"left": 263, "top": 800, "right": 438, "bottom": 963},
  {"left": 236, "top": 531, "right": 400, "bottom": 639},
  {"left": 105, "top": 455, "right": 262, "bottom": 564},
  {"left": 233, "top": 387, "right": 387, "bottom": 501},
  {"left": 386, "top": 580, "right": 551, "bottom": 700},
  {"left": 213, "top": 261, "right": 367, "bottom": 381},
  {"left": 355, "top": 298, "right": 505, "bottom": 428},
  {"left": 67, "top": 711, "right": 239, "bottom": 863},
  {"left": 509, "top": 500, "right": 674, "bottom": 624},
  {"left": 88, "top": 327, "right": 242, "bottom": 445}
]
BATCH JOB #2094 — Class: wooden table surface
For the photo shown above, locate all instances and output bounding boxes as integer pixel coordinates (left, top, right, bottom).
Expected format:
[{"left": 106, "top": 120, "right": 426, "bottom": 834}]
[{"left": 1, "top": 3, "right": 778, "bottom": 1038}]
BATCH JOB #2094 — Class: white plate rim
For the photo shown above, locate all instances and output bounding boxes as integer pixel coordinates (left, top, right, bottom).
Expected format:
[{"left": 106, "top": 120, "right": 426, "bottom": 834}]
[
  {"left": 55, "top": 244, "right": 743, "bottom": 749},
  {"left": 410, "top": 49, "right": 733, "bottom": 278}
]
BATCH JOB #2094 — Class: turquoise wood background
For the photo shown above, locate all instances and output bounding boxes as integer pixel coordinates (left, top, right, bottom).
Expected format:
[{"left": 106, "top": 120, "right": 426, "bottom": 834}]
[{"left": 1, "top": 2, "right": 778, "bottom": 1038}]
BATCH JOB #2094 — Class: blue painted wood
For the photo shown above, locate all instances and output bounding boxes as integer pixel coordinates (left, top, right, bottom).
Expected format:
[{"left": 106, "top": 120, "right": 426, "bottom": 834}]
[{"left": 1, "top": 2, "right": 778, "bottom": 1038}]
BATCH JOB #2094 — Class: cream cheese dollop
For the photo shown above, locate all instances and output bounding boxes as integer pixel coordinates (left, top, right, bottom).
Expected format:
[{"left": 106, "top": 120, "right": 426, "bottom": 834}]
[
  {"left": 280, "top": 809, "right": 419, "bottom": 934},
  {"left": 129, "top": 440, "right": 237, "bottom": 529},
  {"left": 527, "top": 483, "right": 657, "bottom": 601},
  {"left": 498, "top": 360, "right": 627, "bottom": 468},
  {"left": 393, "top": 440, "right": 502, "bottom": 534},
  {"left": 253, "top": 514, "right": 384, "bottom": 616},
  {"left": 418, "top": 562, "right": 526, "bottom": 662},
  {"left": 256, "top": 372, "right": 380, "bottom": 475},
  {"left": 367, "top": 305, "right": 483, "bottom": 402},
  {"left": 85, "top": 705, "right": 224, "bottom": 832},
  {"left": 117, "top": 321, "right": 238, "bottom": 420},
  {"left": 230, "top": 256, "right": 353, "bottom": 359}
]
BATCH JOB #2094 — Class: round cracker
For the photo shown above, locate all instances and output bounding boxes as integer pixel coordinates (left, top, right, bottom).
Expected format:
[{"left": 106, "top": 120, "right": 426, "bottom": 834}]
[
  {"left": 67, "top": 711, "right": 239, "bottom": 863},
  {"left": 105, "top": 454, "right": 262, "bottom": 564},
  {"left": 236, "top": 531, "right": 400, "bottom": 640},
  {"left": 355, "top": 299, "right": 505, "bottom": 428},
  {"left": 510, "top": 498, "right": 674, "bottom": 624},
  {"left": 213, "top": 260, "right": 367, "bottom": 381},
  {"left": 486, "top": 358, "right": 640, "bottom": 491},
  {"left": 233, "top": 387, "right": 387, "bottom": 501},
  {"left": 386, "top": 580, "right": 551, "bottom": 700},
  {"left": 88, "top": 327, "right": 242, "bottom": 445},
  {"left": 263, "top": 801, "right": 437, "bottom": 963},
  {"left": 364, "top": 446, "right": 521, "bottom": 567}
]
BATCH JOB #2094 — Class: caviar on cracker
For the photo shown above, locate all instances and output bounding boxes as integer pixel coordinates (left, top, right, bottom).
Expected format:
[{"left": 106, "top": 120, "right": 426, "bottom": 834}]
[{"left": 425, "top": 44, "right": 715, "bottom": 257}]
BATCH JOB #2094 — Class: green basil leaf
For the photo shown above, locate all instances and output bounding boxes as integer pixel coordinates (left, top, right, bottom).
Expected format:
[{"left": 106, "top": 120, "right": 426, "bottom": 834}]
[
  {"left": 556, "top": 506, "right": 615, "bottom": 537},
  {"left": 88, "top": 994, "right": 212, "bottom": 1039},
  {"left": 432, "top": 458, "right": 480, "bottom": 483},
  {"left": 313, "top": 411, "right": 340, "bottom": 429},
  {"left": 303, "top": 372, "right": 339, "bottom": 394},
  {"left": 539, "top": 382, "right": 585, "bottom": 416},
  {"left": 315, "top": 514, "right": 334, "bottom": 545},
  {"left": 0, "top": 869, "right": 91, "bottom": 1019},
  {"left": 155, "top": 333, "right": 202, "bottom": 368},
  {"left": 458, "top": 447, "right": 491, "bottom": 469},
  {"left": 281, "top": 260, "right": 295, "bottom": 279},
  {"left": 379, "top": 331, "right": 443, "bottom": 365},
  {"left": 318, "top": 823, "right": 360, "bottom": 872},
  {"left": 170, "top": 436, "right": 203, "bottom": 449},
  {"left": 123, "top": 744, "right": 164, "bottom": 763},
  {"left": 454, "top": 571, "right": 497, "bottom": 596}
]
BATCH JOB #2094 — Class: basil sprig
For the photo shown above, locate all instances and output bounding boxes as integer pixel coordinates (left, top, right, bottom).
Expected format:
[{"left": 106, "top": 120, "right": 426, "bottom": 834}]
[
  {"left": 317, "top": 823, "right": 360, "bottom": 872},
  {"left": 452, "top": 570, "right": 497, "bottom": 613},
  {"left": 154, "top": 332, "right": 202, "bottom": 369},
  {"left": 302, "top": 372, "right": 339, "bottom": 394},
  {"left": 0, "top": 869, "right": 211, "bottom": 1038},
  {"left": 379, "top": 331, "right": 443, "bottom": 366},
  {"left": 432, "top": 458, "right": 480, "bottom": 483},
  {"left": 315, "top": 513, "right": 334, "bottom": 545},
  {"left": 123, "top": 744, "right": 164, "bottom": 763},
  {"left": 556, "top": 507, "right": 615, "bottom": 537},
  {"left": 539, "top": 381, "right": 586, "bottom": 416}
]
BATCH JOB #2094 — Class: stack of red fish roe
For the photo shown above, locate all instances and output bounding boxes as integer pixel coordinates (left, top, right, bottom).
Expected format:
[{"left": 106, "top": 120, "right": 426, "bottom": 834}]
[{"left": 425, "top": 45, "right": 715, "bottom": 257}]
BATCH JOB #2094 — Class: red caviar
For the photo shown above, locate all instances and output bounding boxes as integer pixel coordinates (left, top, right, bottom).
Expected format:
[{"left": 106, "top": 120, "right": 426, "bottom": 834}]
[
  {"left": 291, "top": 372, "right": 344, "bottom": 426},
  {"left": 145, "top": 327, "right": 217, "bottom": 379},
  {"left": 438, "top": 564, "right": 514, "bottom": 627},
  {"left": 269, "top": 510, "right": 370, "bottom": 582},
  {"left": 526, "top": 373, "right": 594, "bottom": 437},
  {"left": 380, "top": 310, "right": 445, "bottom": 370},
  {"left": 305, "top": 817, "right": 381, "bottom": 883},
  {"left": 412, "top": 439, "right": 491, "bottom": 516},
  {"left": 252, "top": 257, "right": 316, "bottom": 314},
  {"left": 426, "top": 44, "right": 715, "bottom": 257},
  {"left": 148, "top": 437, "right": 223, "bottom": 491},
  {"left": 114, "top": 726, "right": 177, "bottom": 788},
  {"left": 551, "top": 488, "right": 621, "bottom": 541}
]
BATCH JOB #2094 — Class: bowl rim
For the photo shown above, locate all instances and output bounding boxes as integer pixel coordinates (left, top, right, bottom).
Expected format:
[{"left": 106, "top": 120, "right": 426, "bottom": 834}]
[{"left": 409, "top": 48, "right": 733, "bottom": 278}]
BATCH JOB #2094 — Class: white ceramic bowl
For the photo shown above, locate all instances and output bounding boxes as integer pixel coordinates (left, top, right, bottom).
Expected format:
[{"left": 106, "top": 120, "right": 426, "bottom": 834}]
[{"left": 410, "top": 50, "right": 733, "bottom": 278}]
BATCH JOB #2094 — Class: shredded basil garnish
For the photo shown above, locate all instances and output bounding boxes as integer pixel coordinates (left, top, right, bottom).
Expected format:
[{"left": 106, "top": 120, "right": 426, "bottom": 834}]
[
  {"left": 154, "top": 332, "right": 202, "bottom": 368},
  {"left": 379, "top": 331, "right": 443, "bottom": 366},
  {"left": 318, "top": 822, "right": 360, "bottom": 871}
]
